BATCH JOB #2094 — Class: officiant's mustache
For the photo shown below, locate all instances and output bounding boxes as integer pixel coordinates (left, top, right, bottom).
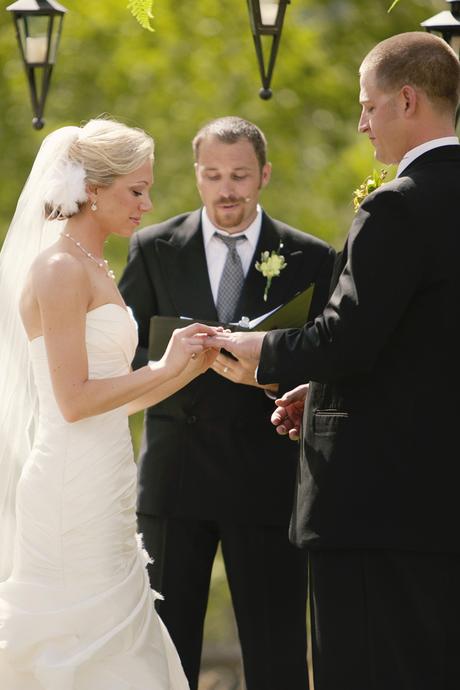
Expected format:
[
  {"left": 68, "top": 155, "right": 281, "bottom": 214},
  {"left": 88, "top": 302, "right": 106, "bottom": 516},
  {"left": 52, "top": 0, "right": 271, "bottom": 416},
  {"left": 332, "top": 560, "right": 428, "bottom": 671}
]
[{"left": 215, "top": 195, "right": 251, "bottom": 205}]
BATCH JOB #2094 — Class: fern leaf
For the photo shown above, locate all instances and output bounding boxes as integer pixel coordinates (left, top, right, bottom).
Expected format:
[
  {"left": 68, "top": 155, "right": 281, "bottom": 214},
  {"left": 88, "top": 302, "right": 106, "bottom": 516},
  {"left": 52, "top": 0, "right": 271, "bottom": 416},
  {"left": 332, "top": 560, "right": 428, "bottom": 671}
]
[{"left": 127, "top": 0, "right": 155, "bottom": 32}]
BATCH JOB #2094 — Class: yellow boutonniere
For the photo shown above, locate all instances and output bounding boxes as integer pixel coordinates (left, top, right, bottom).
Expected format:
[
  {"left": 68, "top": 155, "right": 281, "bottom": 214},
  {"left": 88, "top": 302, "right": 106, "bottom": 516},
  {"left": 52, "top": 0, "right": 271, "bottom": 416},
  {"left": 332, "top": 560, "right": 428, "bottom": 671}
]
[
  {"left": 255, "top": 243, "right": 287, "bottom": 301},
  {"left": 352, "top": 169, "right": 388, "bottom": 213}
]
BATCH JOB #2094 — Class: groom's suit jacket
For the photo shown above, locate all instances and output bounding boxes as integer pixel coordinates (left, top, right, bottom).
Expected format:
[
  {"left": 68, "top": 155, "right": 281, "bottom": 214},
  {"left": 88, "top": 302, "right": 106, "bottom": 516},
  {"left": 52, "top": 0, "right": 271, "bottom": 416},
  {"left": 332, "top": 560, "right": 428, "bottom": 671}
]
[
  {"left": 258, "top": 146, "right": 460, "bottom": 549},
  {"left": 119, "top": 209, "right": 335, "bottom": 524}
]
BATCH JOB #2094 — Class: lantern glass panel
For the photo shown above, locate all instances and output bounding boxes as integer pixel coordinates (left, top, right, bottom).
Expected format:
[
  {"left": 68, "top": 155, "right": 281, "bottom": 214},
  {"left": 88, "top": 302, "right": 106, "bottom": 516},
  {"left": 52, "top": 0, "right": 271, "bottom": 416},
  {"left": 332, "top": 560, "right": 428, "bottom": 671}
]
[
  {"left": 260, "top": 0, "right": 280, "bottom": 26},
  {"left": 21, "top": 15, "right": 58, "bottom": 64},
  {"left": 26, "top": 18, "right": 48, "bottom": 63}
]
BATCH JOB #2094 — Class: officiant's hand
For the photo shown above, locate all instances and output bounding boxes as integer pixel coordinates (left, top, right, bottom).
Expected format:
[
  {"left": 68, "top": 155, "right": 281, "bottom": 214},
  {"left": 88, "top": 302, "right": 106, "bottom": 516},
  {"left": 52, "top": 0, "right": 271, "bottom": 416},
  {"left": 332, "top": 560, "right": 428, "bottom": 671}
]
[
  {"left": 271, "top": 384, "right": 309, "bottom": 441},
  {"left": 206, "top": 330, "right": 266, "bottom": 364},
  {"left": 212, "top": 352, "right": 278, "bottom": 393}
]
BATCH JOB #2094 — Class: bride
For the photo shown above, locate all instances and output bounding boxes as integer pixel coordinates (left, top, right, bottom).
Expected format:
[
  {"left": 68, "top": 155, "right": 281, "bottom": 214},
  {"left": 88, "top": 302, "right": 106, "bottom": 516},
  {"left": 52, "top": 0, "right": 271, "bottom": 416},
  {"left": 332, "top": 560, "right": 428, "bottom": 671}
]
[{"left": 0, "top": 118, "right": 219, "bottom": 689}]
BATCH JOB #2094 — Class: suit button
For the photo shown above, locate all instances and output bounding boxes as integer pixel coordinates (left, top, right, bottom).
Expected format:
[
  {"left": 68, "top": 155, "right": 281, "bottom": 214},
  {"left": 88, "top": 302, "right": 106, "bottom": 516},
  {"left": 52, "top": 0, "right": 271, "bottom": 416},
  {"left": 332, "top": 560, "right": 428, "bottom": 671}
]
[{"left": 187, "top": 415, "right": 197, "bottom": 424}]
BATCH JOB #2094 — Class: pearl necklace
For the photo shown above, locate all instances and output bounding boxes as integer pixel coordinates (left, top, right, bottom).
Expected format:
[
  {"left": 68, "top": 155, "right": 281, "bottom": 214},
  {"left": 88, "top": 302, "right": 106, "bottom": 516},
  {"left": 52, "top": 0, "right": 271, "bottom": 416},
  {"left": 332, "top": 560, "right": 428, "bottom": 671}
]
[{"left": 61, "top": 232, "right": 115, "bottom": 280}]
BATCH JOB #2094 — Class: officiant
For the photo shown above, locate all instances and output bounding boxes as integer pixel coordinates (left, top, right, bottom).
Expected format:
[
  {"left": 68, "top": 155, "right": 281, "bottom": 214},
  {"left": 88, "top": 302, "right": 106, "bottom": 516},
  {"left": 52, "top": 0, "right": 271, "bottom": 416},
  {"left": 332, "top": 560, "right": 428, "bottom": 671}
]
[{"left": 119, "top": 116, "right": 334, "bottom": 690}]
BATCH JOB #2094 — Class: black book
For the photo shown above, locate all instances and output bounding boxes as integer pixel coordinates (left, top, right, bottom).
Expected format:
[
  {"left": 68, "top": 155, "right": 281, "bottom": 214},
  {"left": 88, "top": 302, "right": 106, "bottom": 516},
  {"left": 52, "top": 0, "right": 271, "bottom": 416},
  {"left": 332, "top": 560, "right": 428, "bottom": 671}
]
[{"left": 148, "top": 283, "right": 315, "bottom": 361}]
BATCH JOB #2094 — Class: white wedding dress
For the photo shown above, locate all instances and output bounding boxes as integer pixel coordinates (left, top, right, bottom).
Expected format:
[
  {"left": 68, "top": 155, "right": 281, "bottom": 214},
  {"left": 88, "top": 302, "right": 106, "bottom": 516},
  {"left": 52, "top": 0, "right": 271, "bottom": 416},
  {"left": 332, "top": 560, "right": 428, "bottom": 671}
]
[{"left": 0, "top": 303, "right": 189, "bottom": 690}]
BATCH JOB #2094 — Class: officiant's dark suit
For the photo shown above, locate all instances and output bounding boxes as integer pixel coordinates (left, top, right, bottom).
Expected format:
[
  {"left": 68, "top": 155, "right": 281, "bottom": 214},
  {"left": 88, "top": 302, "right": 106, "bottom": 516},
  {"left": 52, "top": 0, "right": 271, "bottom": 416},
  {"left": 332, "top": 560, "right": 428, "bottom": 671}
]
[
  {"left": 254, "top": 33, "right": 460, "bottom": 690},
  {"left": 119, "top": 117, "right": 334, "bottom": 690}
]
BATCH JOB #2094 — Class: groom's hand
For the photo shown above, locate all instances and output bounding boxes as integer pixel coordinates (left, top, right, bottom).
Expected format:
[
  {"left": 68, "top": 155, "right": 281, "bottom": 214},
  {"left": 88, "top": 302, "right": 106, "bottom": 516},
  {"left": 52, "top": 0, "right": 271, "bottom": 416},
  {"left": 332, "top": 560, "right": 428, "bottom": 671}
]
[
  {"left": 271, "top": 384, "right": 309, "bottom": 441},
  {"left": 212, "top": 352, "right": 278, "bottom": 393},
  {"left": 206, "top": 330, "right": 266, "bottom": 364}
]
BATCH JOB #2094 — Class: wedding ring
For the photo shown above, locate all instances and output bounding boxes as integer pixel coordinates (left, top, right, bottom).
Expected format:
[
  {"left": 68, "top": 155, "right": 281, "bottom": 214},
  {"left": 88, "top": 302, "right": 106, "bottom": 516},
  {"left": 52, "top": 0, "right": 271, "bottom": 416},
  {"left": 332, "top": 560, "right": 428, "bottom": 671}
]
[
  {"left": 191, "top": 353, "right": 197, "bottom": 359},
  {"left": 223, "top": 366, "right": 229, "bottom": 374}
]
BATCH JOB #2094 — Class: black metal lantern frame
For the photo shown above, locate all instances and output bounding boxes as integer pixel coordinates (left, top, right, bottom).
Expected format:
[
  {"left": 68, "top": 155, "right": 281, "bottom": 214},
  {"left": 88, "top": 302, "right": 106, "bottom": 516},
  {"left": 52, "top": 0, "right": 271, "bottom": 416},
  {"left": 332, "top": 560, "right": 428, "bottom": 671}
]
[
  {"left": 247, "top": 0, "right": 291, "bottom": 100},
  {"left": 7, "top": 0, "right": 67, "bottom": 130},
  {"left": 421, "top": 0, "right": 460, "bottom": 56}
]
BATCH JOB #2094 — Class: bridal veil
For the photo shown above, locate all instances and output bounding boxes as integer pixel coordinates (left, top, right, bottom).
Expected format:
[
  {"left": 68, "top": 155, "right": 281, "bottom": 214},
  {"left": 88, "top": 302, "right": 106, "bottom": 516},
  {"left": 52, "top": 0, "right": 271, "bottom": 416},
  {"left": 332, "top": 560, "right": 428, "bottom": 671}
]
[{"left": 0, "top": 126, "right": 80, "bottom": 580}]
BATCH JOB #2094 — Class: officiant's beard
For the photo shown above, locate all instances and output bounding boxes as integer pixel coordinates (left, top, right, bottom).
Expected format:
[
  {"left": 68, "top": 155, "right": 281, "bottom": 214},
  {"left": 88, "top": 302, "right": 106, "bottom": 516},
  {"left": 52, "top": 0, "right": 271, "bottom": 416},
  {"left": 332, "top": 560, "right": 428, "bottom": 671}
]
[{"left": 212, "top": 196, "right": 254, "bottom": 232}]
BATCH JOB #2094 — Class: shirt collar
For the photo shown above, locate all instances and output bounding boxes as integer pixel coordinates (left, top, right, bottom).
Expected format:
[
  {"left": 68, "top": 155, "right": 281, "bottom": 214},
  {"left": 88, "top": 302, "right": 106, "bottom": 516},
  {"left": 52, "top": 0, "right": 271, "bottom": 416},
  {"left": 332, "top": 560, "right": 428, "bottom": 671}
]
[
  {"left": 201, "top": 205, "right": 262, "bottom": 250},
  {"left": 397, "top": 136, "right": 459, "bottom": 177}
]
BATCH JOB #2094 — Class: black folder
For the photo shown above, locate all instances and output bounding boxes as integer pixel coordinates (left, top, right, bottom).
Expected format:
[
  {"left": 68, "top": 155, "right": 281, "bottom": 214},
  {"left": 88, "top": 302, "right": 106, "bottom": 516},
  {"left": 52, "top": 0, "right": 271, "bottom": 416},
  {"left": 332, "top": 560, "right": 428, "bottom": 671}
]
[{"left": 148, "top": 283, "right": 315, "bottom": 361}]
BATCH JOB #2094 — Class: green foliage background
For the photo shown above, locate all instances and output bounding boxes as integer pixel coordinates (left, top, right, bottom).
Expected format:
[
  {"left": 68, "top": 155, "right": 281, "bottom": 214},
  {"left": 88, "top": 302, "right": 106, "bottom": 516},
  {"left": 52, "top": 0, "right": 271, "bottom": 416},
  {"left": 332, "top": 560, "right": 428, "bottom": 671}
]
[{"left": 0, "top": 0, "right": 441, "bottom": 661}]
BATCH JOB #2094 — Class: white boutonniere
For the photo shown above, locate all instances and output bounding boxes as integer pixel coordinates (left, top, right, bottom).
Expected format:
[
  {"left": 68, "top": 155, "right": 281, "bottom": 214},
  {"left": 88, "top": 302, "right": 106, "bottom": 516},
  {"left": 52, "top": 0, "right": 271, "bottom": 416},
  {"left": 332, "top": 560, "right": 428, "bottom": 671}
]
[
  {"left": 255, "top": 243, "right": 287, "bottom": 301},
  {"left": 352, "top": 169, "right": 387, "bottom": 213}
]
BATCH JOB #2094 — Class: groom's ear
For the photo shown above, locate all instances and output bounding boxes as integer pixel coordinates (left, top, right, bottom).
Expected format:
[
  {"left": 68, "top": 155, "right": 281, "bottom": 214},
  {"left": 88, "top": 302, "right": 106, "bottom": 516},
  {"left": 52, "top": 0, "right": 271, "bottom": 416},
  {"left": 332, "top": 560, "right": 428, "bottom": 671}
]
[{"left": 399, "top": 85, "right": 417, "bottom": 118}]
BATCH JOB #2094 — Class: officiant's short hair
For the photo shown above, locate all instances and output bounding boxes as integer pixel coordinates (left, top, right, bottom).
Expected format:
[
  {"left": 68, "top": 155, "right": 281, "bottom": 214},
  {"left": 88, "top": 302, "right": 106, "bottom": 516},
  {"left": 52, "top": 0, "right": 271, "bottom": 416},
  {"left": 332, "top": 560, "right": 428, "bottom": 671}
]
[
  {"left": 192, "top": 116, "right": 268, "bottom": 170},
  {"left": 361, "top": 31, "right": 460, "bottom": 116}
]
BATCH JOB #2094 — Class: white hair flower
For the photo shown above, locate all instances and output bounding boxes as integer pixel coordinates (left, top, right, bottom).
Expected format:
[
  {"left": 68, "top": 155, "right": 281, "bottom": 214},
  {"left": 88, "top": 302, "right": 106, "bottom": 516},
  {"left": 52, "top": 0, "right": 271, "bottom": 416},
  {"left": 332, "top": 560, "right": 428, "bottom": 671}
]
[{"left": 44, "top": 159, "right": 88, "bottom": 218}]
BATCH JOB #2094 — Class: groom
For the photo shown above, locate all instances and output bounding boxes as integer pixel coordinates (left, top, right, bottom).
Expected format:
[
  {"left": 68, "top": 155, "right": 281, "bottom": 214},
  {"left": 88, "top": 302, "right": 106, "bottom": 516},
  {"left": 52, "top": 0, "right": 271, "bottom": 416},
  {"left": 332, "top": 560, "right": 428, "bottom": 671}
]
[
  {"left": 208, "top": 33, "right": 460, "bottom": 690},
  {"left": 119, "top": 117, "right": 335, "bottom": 690}
]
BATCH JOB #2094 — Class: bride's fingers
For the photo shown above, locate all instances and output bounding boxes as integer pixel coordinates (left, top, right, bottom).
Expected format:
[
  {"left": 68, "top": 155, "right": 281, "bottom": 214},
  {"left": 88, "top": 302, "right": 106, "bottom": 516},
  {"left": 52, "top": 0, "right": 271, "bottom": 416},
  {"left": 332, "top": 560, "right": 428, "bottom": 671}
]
[
  {"left": 174, "top": 323, "right": 221, "bottom": 340},
  {"left": 187, "top": 342, "right": 206, "bottom": 354},
  {"left": 185, "top": 337, "right": 216, "bottom": 357}
]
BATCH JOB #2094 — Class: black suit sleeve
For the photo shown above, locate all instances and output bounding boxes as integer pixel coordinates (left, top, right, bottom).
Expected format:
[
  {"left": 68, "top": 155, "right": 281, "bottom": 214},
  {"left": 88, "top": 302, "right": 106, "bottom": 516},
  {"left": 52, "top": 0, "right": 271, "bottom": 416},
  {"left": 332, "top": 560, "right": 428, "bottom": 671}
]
[
  {"left": 272, "top": 244, "right": 336, "bottom": 392},
  {"left": 119, "top": 233, "right": 158, "bottom": 370},
  {"left": 308, "top": 245, "right": 336, "bottom": 318},
  {"left": 258, "top": 187, "right": 424, "bottom": 384}
]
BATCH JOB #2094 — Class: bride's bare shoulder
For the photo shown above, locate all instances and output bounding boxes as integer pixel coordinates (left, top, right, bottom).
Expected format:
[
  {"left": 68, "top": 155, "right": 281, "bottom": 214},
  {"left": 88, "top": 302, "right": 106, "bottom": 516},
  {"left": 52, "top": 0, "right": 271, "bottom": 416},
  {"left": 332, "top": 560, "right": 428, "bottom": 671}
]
[
  {"left": 31, "top": 246, "right": 90, "bottom": 302},
  {"left": 21, "top": 247, "right": 91, "bottom": 335}
]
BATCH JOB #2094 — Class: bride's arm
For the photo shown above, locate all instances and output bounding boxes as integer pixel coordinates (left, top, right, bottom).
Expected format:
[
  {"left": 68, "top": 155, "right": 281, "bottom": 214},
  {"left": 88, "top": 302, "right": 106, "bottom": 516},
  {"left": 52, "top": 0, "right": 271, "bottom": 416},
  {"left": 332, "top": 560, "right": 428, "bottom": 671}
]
[
  {"left": 35, "top": 255, "right": 216, "bottom": 423},
  {"left": 127, "top": 348, "right": 217, "bottom": 415}
]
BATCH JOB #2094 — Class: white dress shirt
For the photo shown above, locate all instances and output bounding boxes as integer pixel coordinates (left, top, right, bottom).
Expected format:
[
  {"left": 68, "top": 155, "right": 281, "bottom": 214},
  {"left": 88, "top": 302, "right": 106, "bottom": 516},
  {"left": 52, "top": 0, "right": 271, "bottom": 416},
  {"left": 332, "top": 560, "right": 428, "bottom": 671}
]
[
  {"left": 397, "top": 136, "right": 459, "bottom": 177},
  {"left": 201, "top": 206, "right": 262, "bottom": 304}
]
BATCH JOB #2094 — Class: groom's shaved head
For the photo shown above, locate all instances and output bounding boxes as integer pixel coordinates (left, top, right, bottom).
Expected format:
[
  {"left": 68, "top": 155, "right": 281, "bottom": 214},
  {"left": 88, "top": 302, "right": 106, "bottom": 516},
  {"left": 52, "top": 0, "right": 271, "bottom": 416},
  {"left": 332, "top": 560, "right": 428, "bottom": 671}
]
[{"left": 360, "top": 32, "right": 460, "bottom": 117}]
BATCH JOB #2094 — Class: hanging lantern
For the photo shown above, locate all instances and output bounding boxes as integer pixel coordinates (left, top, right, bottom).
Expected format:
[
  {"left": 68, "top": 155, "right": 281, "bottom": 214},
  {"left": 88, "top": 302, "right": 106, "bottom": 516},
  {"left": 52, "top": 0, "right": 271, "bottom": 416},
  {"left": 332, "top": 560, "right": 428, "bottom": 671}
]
[
  {"left": 421, "top": 0, "right": 460, "bottom": 57},
  {"left": 6, "top": 0, "right": 68, "bottom": 130},
  {"left": 247, "top": 0, "right": 291, "bottom": 99}
]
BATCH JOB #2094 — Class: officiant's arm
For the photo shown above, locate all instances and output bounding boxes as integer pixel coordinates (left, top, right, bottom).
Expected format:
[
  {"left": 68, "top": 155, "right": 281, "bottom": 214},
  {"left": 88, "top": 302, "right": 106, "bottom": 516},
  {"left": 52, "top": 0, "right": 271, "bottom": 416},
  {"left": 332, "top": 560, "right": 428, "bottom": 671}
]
[{"left": 118, "top": 232, "right": 157, "bottom": 371}]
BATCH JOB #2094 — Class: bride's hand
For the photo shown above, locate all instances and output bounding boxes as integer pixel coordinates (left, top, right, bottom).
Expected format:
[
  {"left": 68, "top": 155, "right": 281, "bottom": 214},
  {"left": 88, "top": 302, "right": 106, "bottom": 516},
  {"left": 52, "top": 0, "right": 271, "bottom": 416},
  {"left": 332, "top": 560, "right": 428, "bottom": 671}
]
[
  {"left": 160, "top": 323, "right": 221, "bottom": 377},
  {"left": 183, "top": 346, "right": 219, "bottom": 377}
]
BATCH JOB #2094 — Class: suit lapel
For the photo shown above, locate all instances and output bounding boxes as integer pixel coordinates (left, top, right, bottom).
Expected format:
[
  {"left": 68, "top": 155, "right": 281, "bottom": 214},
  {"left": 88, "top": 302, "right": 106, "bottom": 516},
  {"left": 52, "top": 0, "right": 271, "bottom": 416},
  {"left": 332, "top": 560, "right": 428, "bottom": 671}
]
[
  {"left": 235, "top": 213, "right": 307, "bottom": 322},
  {"left": 154, "top": 210, "right": 219, "bottom": 321}
]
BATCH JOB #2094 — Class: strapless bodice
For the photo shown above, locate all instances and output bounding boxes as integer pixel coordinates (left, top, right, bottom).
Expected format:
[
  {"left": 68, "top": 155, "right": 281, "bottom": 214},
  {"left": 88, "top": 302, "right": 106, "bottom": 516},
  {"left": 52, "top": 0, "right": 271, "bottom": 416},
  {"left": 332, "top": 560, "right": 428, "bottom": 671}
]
[
  {"left": 28, "top": 303, "right": 138, "bottom": 420},
  {"left": 27, "top": 302, "right": 138, "bottom": 434}
]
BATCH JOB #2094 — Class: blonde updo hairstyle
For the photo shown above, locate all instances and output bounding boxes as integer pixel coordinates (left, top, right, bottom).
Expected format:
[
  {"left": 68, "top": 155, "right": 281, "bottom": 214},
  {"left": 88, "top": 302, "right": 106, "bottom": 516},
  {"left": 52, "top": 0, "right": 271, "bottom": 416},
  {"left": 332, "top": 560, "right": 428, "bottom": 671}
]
[{"left": 45, "top": 118, "right": 154, "bottom": 219}]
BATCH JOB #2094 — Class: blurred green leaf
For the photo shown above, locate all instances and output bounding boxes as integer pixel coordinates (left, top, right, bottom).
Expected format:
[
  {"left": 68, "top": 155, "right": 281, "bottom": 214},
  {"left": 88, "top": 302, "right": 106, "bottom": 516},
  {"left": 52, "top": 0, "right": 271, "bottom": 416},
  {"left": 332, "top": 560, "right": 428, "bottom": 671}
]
[
  {"left": 127, "top": 0, "right": 154, "bottom": 31},
  {"left": 388, "top": 0, "right": 402, "bottom": 12}
]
